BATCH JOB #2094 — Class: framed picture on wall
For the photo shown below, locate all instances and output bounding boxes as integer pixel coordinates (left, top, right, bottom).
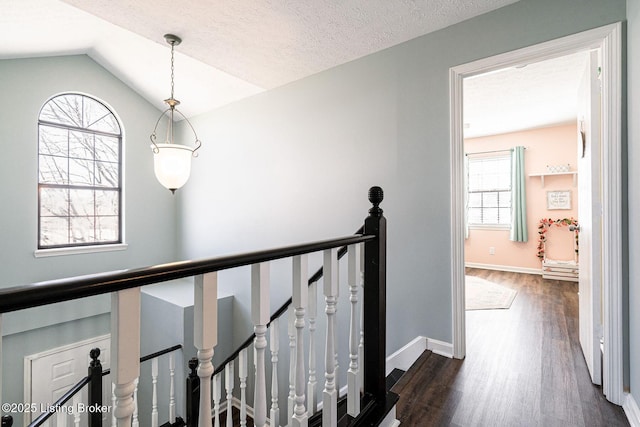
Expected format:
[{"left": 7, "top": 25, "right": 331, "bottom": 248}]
[{"left": 547, "top": 190, "right": 572, "bottom": 210}]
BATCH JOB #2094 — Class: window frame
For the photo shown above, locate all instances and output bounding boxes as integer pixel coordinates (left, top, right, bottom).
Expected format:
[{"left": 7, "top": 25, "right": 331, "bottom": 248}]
[
  {"left": 467, "top": 154, "right": 512, "bottom": 229},
  {"left": 36, "top": 93, "right": 126, "bottom": 254}
]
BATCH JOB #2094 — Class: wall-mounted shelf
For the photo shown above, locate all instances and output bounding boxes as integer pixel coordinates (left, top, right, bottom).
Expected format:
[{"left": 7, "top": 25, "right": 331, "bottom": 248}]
[{"left": 529, "top": 171, "right": 577, "bottom": 187}]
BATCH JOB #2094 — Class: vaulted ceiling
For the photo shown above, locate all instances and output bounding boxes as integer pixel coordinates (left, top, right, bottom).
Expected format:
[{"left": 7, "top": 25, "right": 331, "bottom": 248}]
[
  {"left": 3, "top": 0, "right": 586, "bottom": 138},
  {"left": 2, "top": 0, "right": 519, "bottom": 118}
]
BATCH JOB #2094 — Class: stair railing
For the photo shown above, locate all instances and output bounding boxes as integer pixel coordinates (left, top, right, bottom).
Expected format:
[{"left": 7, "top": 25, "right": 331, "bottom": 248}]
[
  {"left": 26, "top": 344, "right": 182, "bottom": 427},
  {"left": 0, "top": 186, "right": 395, "bottom": 427},
  {"left": 186, "top": 186, "right": 396, "bottom": 427},
  {"left": 184, "top": 225, "right": 360, "bottom": 427}
]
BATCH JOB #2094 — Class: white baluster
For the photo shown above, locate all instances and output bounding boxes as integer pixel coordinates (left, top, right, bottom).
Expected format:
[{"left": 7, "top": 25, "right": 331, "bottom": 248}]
[
  {"left": 56, "top": 403, "right": 67, "bottom": 427},
  {"left": 194, "top": 272, "right": 218, "bottom": 427},
  {"left": 169, "top": 353, "right": 176, "bottom": 423},
  {"left": 152, "top": 358, "right": 159, "bottom": 427},
  {"left": 252, "top": 262, "right": 270, "bottom": 427},
  {"left": 358, "top": 244, "right": 365, "bottom": 393},
  {"left": 270, "top": 318, "right": 280, "bottom": 426},
  {"left": 347, "top": 244, "right": 361, "bottom": 416},
  {"left": 287, "top": 306, "right": 295, "bottom": 425},
  {"left": 213, "top": 373, "right": 221, "bottom": 427},
  {"left": 111, "top": 382, "right": 116, "bottom": 427},
  {"left": 323, "top": 248, "right": 338, "bottom": 427},
  {"left": 307, "top": 281, "right": 318, "bottom": 415},
  {"left": 292, "top": 255, "right": 309, "bottom": 427},
  {"left": 111, "top": 287, "right": 141, "bottom": 427},
  {"left": 72, "top": 393, "right": 81, "bottom": 427},
  {"left": 225, "top": 361, "right": 234, "bottom": 427},
  {"left": 132, "top": 378, "right": 139, "bottom": 427},
  {"left": 239, "top": 349, "right": 248, "bottom": 427}
]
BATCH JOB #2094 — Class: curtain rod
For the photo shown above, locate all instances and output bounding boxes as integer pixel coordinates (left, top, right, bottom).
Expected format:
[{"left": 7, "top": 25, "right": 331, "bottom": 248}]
[{"left": 465, "top": 147, "right": 526, "bottom": 156}]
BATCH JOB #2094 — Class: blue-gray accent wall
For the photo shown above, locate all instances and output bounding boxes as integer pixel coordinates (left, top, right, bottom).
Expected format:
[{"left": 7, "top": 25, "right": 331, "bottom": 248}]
[
  {"left": 2, "top": 0, "right": 638, "bottom": 419},
  {"left": 176, "top": 0, "right": 629, "bottom": 401},
  {"left": 0, "top": 54, "right": 178, "bottom": 421}
]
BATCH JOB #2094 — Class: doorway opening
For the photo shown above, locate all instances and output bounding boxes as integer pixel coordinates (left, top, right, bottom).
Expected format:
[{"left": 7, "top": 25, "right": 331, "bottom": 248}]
[{"left": 449, "top": 23, "right": 623, "bottom": 405}]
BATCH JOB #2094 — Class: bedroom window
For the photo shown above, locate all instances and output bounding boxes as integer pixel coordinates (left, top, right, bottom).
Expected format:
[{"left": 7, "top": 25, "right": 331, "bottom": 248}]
[
  {"left": 467, "top": 155, "right": 511, "bottom": 226},
  {"left": 37, "top": 93, "right": 122, "bottom": 249}
]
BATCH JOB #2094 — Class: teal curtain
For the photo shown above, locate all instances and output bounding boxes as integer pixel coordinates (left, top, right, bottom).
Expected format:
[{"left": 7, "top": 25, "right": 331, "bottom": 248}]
[{"left": 510, "top": 146, "right": 528, "bottom": 242}]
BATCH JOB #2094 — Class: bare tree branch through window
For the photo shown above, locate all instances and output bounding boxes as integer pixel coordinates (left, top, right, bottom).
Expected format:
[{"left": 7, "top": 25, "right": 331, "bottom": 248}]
[{"left": 38, "top": 94, "right": 122, "bottom": 248}]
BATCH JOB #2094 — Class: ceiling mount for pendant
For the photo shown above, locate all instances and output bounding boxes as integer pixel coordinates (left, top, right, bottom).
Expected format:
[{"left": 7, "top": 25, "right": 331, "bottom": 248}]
[{"left": 164, "top": 33, "right": 182, "bottom": 46}]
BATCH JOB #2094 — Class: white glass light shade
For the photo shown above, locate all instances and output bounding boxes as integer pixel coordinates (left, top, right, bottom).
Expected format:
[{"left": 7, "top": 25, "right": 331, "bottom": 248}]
[{"left": 152, "top": 143, "right": 194, "bottom": 192}]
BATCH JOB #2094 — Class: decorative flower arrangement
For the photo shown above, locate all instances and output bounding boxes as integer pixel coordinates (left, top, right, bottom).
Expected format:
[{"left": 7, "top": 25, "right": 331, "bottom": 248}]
[{"left": 537, "top": 217, "right": 579, "bottom": 260}]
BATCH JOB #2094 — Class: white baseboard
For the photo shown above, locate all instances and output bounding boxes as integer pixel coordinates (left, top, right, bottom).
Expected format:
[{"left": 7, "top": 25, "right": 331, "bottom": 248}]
[
  {"left": 386, "top": 336, "right": 427, "bottom": 375},
  {"left": 465, "top": 262, "right": 542, "bottom": 275},
  {"left": 426, "top": 338, "right": 454, "bottom": 358},
  {"left": 385, "top": 336, "right": 454, "bottom": 376},
  {"left": 624, "top": 393, "right": 640, "bottom": 427}
]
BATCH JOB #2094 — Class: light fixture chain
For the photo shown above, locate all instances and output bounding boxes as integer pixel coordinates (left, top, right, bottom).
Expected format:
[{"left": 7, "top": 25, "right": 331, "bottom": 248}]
[{"left": 170, "top": 41, "right": 175, "bottom": 100}]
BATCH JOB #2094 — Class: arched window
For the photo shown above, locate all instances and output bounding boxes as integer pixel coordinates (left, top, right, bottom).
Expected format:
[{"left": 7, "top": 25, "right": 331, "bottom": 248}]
[{"left": 38, "top": 93, "right": 122, "bottom": 249}]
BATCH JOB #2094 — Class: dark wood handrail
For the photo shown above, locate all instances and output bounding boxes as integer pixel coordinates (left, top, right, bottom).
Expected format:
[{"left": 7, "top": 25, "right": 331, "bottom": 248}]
[{"left": 0, "top": 234, "right": 374, "bottom": 314}]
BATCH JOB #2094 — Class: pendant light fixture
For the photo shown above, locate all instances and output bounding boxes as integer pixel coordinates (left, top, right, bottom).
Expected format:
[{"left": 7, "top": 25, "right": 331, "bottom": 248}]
[{"left": 150, "top": 34, "right": 201, "bottom": 193}]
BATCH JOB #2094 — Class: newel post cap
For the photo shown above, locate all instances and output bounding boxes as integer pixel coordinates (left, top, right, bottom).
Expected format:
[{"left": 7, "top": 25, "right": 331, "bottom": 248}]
[
  {"left": 368, "top": 186, "right": 384, "bottom": 216},
  {"left": 90, "top": 347, "right": 102, "bottom": 367}
]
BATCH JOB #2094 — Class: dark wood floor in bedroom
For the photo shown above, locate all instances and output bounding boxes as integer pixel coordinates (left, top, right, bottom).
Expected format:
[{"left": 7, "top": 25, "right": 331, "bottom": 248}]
[{"left": 391, "top": 269, "right": 629, "bottom": 427}]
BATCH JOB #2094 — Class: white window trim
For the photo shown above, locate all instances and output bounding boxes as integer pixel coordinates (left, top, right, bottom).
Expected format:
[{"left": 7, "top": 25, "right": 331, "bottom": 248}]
[
  {"left": 468, "top": 223, "right": 510, "bottom": 231},
  {"left": 37, "top": 92, "right": 125, "bottom": 251},
  {"left": 34, "top": 243, "right": 128, "bottom": 258},
  {"left": 467, "top": 155, "right": 512, "bottom": 227}
]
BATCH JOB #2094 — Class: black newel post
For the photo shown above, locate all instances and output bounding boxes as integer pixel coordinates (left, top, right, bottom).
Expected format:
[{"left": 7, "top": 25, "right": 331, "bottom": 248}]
[
  {"left": 88, "top": 348, "right": 103, "bottom": 427},
  {"left": 363, "top": 186, "right": 387, "bottom": 401},
  {"left": 186, "top": 357, "right": 200, "bottom": 427},
  {"left": 1, "top": 415, "right": 13, "bottom": 427}
]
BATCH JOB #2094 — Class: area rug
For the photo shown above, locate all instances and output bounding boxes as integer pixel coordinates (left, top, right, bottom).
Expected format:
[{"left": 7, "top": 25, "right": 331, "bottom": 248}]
[{"left": 465, "top": 276, "right": 517, "bottom": 310}]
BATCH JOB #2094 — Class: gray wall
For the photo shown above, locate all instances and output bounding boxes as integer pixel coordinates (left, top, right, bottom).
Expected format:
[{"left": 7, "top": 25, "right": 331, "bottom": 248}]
[
  {"left": 627, "top": 0, "right": 640, "bottom": 411},
  {"left": 2, "top": 0, "right": 635, "bottom": 420},
  {"left": 0, "top": 55, "right": 177, "bottom": 287},
  {"left": 3, "top": 313, "right": 110, "bottom": 426},
  {"left": 177, "top": 0, "right": 626, "bottom": 360},
  {"left": 0, "top": 55, "right": 177, "bottom": 419},
  {"left": 139, "top": 285, "right": 234, "bottom": 425}
]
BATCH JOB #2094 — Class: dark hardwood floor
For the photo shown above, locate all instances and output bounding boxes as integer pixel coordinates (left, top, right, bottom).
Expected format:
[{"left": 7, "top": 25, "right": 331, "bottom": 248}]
[{"left": 391, "top": 269, "right": 629, "bottom": 427}]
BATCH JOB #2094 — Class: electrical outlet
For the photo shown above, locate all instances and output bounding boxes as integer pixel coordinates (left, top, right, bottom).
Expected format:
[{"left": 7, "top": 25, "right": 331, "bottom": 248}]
[{"left": 489, "top": 247, "right": 495, "bottom": 255}]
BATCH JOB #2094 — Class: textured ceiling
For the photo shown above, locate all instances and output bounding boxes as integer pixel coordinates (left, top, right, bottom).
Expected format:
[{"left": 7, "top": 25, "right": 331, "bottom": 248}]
[
  {"left": 60, "top": 0, "right": 521, "bottom": 89},
  {"left": 8, "top": 0, "right": 592, "bottom": 137},
  {"left": 1, "top": 0, "right": 524, "bottom": 117},
  {"left": 0, "top": 0, "right": 263, "bottom": 118},
  {"left": 464, "top": 51, "right": 590, "bottom": 138}
]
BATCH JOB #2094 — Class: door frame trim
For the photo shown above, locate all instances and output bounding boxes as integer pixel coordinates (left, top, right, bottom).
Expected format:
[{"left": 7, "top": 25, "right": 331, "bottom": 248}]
[{"left": 449, "top": 22, "right": 623, "bottom": 404}]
